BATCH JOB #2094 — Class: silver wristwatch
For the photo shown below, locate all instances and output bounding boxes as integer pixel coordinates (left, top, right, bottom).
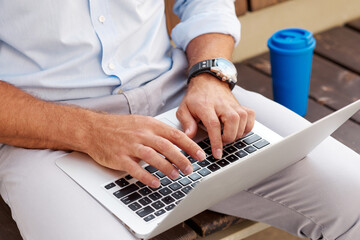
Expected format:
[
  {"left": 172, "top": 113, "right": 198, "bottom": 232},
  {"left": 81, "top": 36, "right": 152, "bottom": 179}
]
[{"left": 187, "top": 58, "right": 238, "bottom": 90}]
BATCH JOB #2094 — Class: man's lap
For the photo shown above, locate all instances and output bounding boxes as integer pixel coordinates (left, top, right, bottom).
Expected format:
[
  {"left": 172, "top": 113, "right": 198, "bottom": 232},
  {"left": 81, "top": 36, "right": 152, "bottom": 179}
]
[{"left": 0, "top": 87, "right": 359, "bottom": 240}]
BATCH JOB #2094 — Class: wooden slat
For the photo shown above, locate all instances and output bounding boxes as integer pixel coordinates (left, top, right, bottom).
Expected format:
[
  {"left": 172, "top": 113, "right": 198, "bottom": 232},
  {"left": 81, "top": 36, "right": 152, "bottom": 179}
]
[
  {"left": 165, "top": 0, "right": 180, "bottom": 36},
  {"left": 309, "top": 55, "right": 360, "bottom": 123},
  {"left": 248, "top": 0, "right": 288, "bottom": 11},
  {"left": 151, "top": 223, "right": 198, "bottom": 240},
  {"left": 305, "top": 100, "right": 360, "bottom": 154},
  {"left": 235, "top": 0, "right": 248, "bottom": 17},
  {"left": 0, "top": 196, "right": 22, "bottom": 240},
  {"left": 314, "top": 27, "right": 360, "bottom": 75},
  {"left": 346, "top": 17, "right": 360, "bottom": 32},
  {"left": 236, "top": 63, "right": 273, "bottom": 99},
  {"left": 185, "top": 210, "right": 244, "bottom": 237}
]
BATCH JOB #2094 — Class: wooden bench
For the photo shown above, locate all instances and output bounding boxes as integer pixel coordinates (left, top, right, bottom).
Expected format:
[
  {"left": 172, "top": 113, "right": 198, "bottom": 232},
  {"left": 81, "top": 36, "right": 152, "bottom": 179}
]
[{"left": 1, "top": 11, "right": 359, "bottom": 240}]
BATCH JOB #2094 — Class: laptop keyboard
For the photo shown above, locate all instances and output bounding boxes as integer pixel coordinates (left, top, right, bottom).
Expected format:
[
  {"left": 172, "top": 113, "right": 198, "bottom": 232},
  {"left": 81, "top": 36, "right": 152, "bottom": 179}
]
[{"left": 103, "top": 132, "right": 269, "bottom": 222}]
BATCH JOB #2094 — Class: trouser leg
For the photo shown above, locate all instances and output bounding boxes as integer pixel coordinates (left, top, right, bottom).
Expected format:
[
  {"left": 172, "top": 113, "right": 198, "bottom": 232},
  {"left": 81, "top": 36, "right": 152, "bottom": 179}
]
[{"left": 209, "top": 87, "right": 360, "bottom": 239}]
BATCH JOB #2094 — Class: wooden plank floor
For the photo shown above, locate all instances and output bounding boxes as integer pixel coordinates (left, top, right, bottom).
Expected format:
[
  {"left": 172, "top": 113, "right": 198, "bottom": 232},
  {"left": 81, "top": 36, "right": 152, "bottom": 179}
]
[{"left": 1, "top": 18, "right": 360, "bottom": 240}]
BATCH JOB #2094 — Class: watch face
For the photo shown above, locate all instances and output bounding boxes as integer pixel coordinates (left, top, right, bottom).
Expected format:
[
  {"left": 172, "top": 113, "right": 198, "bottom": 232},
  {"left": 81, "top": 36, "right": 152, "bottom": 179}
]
[{"left": 213, "top": 58, "right": 237, "bottom": 82}]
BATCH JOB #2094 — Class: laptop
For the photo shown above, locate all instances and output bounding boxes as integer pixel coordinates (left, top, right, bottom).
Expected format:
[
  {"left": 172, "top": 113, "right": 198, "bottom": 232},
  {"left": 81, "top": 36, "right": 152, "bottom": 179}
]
[{"left": 56, "top": 99, "right": 360, "bottom": 239}]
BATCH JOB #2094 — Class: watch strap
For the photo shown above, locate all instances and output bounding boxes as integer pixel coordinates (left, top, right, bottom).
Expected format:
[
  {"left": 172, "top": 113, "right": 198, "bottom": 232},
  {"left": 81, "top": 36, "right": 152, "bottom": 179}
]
[{"left": 187, "top": 59, "right": 236, "bottom": 90}]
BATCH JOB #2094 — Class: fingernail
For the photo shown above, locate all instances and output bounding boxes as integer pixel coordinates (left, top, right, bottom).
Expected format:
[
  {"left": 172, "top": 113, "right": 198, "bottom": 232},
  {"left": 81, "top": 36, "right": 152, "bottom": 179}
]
[
  {"left": 215, "top": 149, "right": 222, "bottom": 159},
  {"left": 151, "top": 179, "right": 160, "bottom": 188},
  {"left": 184, "top": 165, "right": 193, "bottom": 175},
  {"left": 185, "top": 128, "right": 191, "bottom": 136},
  {"left": 170, "top": 169, "right": 179, "bottom": 179},
  {"left": 196, "top": 150, "right": 206, "bottom": 161}
]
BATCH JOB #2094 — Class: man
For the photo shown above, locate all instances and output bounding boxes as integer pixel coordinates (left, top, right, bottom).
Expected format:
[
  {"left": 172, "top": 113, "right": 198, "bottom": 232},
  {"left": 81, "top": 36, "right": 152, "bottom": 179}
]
[{"left": 0, "top": 1, "right": 359, "bottom": 239}]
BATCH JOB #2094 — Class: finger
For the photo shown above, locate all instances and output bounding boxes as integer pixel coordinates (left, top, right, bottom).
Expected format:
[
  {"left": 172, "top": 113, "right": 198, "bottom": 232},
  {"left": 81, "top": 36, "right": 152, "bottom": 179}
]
[
  {"left": 242, "top": 107, "right": 255, "bottom": 137},
  {"left": 157, "top": 123, "right": 206, "bottom": 162},
  {"left": 142, "top": 136, "right": 194, "bottom": 175},
  {"left": 233, "top": 107, "right": 248, "bottom": 139},
  {"left": 135, "top": 144, "right": 181, "bottom": 179},
  {"left": 219, "top": 107, "right": 240, "bottom": 144},
  {"left": 176, "top": 104, "right": 198, "bottom": 138},
  {"left": 122, "top": 156, "right": 161, "bottom": 188},
  {"left": 201, "top": 108, "right": 223, "bottom": 159}
]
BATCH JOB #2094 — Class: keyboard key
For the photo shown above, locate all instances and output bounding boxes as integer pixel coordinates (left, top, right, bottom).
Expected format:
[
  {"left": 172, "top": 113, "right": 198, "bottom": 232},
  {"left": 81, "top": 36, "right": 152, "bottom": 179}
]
[
  {"left": 139, "top": 187, "right": 152, "bottom": 196},
  {"left": 154, "top": 209, "right": 166, "bottom": 216},
  {"left": 240, "top": 131, "right": 254, "bottom": 139},
  {"left": 198, "top": 168, "right": 211, "bottom": 177},
  {"left": 224, "top": 145, "right": 237, "bottom": 154},
  {"left": 121, "top": 192, "right": 142, "bottom": 205},
  {"left": 254, "top": 139, "right": 270, "bottom": 149},
  {"left": 136, "top": 206, "right": 154, "bottom": 218},
  {"left": 125, "top": 175, "right": 133, "bottom": 180},
  {"left": 179, "top": 178, "right": 192, "bottom": 186},
  {"left": 145, "top": 165, "right": 158, "bottom": 173},
  {"left": 235, "top": 150, "right": 248, "bottom": 158},
  {"left": 162, "top": 196, "right": 175, "bottom": 205},
  {"left": 136, "top": 181, "right": 146, "bottom": 188},
  {"left": 204, "top": 147, "right": 212, "bottom": 156},
  {"left": 128, "top": 202, "right": 142, "bottom": 211},
  {"left": 104, "top": 182, "right": 116, "bottom": 190},
  {"left": 207, "top": 155, "right": 218, "bottom": 163},
  {"left": 192, "top": 163, "right": 200, "bottom": 171},
  {"left": 226, "top": 154, "right": 238, "bottom": 163},
  {"left": 188, "top": 157, "right": 197, "bottom": 163},
  {"left": 198, "top": 141, "right": 208, "bottom": 149},
  {"left": 151, "top": 201, "right": 165, "bottom": 210},
  {"left": 115, "top": 178, "right": 129, "bottom": 187},
  {"left": 150, "top": 185, "right": 162, "bottom": 191},
  {"left": 144, "top": 214, "right": 155, "bottom": 222},
  {"left": 181, "top": 186, "right": 193, "bottom": 194},
  {"left": 156, "top": 171, "right": 166, "bottom": 178},
  {"left": 188, "top": 173, "right": 201, "bottom": 181},
  {"left": 244, "top": 146, "right": 257, "bottom": 153},
  {"left": 191, "top": 181, "right": 199, "bottom": 187},
  {"left": 217, "top": 159, "right": 230, "bottom": 167},
  {"left": 149, "top": 192, "right": 162, "bottom": 201},
  {"left": 113, "top": 184, "right": 139, "bottom": 199},
  {"left": 172, "top": 191, "right": 185, "bottom": 200},
  {"left": 207, "top": 163, "right": 221, "bottom": 172},
  {"left": 160, "top": 178, "right": 172, "bottom": 186},
  {"left": 159, "top": 187, "right": 172, "bottom": 196},
  {"left": 243, "top": 134, "right": 261, "bottom": 145},
  {"left": 165, "top": 204, "right": 176, "bottom": 211},
  {"left": 203, "top": 138, "right": 210, "bottom": 145},
  {"left": 234, "top": 141, "right": 246, "bottom": 149},
  {"left": 139, "top": 197, "right": 152, "bottom": 206},
  {"left": 169, "top": 182, "right": 182, "bottom": 191},
  {"left": 197, "top": 160, "right": 210, "bottom": 168}
]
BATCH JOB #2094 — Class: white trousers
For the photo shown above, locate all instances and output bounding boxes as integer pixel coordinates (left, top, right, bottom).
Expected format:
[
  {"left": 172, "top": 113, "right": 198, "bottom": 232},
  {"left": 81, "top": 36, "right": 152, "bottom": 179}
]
[{"left": 0, "top": 49, "right": 359, "bottom": 240}]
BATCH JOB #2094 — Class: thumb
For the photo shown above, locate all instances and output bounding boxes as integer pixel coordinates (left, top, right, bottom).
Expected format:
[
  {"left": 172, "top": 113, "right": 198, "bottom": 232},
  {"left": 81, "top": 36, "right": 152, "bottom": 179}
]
[{"left": 176, "top": 105, "right": 198, "bottom": 138}]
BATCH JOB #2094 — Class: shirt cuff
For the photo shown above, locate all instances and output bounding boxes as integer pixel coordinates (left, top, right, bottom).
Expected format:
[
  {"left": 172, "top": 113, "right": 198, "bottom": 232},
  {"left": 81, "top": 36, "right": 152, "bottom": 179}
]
[{"left": 171, "top": 4, "right": 241, "bottom": 51}]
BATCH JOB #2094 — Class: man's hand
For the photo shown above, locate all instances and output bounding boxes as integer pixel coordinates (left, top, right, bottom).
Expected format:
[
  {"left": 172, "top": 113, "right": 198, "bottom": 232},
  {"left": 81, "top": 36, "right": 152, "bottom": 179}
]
[
  {"left": 177, "top": 33, "right": 255, "bottom": 159},
  {"left": 176, "top": 74, "right": 255, "bottom": 159},
  {"left": 85, "top": 114, "right": 206, "bottom": 188},
  {"left": 0, "top": 81, "right": 206, "bottom": 189}
]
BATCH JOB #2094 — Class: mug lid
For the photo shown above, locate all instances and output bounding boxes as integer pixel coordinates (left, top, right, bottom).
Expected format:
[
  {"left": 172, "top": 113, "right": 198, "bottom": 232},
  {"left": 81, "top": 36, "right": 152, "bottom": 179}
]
[{"left": 269, "top": 28, "right": 315, "bottom": 50}]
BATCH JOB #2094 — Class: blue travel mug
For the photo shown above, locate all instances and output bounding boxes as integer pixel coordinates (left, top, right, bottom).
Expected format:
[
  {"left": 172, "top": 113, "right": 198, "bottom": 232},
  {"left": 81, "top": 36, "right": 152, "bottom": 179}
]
[{"left": 268, "top": 28, "right": 316, "bottom": 116}]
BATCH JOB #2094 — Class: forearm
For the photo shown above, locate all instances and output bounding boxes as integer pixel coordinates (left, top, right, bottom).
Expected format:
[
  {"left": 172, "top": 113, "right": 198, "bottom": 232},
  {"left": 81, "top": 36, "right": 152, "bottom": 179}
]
[
  {"left": 0, "top": 81, "right": 96, "bottom": 152},
  {"left": 185, "top": 33, "right": 235, "bottom": 69}
]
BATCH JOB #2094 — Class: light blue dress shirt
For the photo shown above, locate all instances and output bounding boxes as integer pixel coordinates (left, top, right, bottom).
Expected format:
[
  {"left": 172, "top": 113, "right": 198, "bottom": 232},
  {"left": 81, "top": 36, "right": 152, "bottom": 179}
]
[{"left": 0, "top": 0, "right": 240, "bottom": 101}]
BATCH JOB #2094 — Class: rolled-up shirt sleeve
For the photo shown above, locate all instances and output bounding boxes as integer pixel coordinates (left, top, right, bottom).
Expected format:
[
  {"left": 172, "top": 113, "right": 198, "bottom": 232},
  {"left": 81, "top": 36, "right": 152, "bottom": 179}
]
[{"left": 171, "top": 0, "right": 241, "bottom": 51}]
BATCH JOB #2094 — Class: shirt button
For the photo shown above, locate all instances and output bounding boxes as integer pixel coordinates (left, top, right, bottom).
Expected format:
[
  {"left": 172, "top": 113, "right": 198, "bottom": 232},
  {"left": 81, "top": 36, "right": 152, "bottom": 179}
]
[
  {"left": 108, "top": 63, "right": 115, "bottom": 70},
  {"left": 98, "top": 16, "right": 106, "bottom": 23}
]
